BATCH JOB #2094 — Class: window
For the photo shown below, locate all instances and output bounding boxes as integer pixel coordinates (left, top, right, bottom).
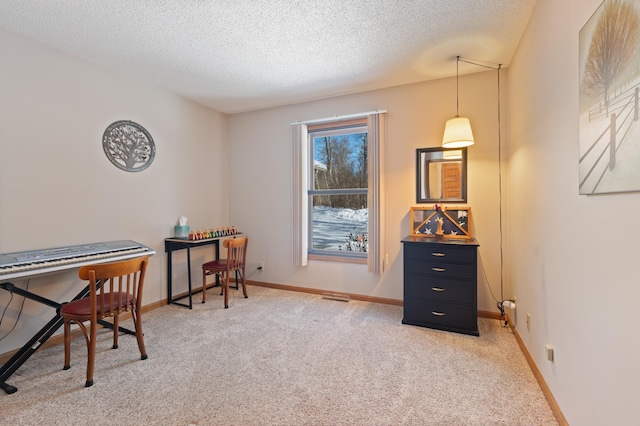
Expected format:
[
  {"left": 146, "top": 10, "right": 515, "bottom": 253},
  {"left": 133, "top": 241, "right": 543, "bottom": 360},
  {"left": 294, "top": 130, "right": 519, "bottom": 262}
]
[
  {"left": 293, "top": 112, "right": 386, "bottom": 273},
  {"left": 308, "top": 122, "right": 368, "bottom": 259}
]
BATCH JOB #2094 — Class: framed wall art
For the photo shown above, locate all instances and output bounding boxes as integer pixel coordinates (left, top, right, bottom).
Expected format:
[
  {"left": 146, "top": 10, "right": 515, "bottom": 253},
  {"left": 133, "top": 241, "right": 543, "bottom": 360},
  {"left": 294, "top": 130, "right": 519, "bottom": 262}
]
[
  {"left": 579, "top": 0, "right": 640, "bottom": 195},
  {"left": 410, "top": 206, "right": 472, "bottom": 239}
]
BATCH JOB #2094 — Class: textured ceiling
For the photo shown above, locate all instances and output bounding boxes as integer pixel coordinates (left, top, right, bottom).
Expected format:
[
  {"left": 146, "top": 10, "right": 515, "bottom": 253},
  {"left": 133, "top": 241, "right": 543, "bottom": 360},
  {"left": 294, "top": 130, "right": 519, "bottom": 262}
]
[{"left": 0, "top": 0, "right": 536, "bottom": 114}]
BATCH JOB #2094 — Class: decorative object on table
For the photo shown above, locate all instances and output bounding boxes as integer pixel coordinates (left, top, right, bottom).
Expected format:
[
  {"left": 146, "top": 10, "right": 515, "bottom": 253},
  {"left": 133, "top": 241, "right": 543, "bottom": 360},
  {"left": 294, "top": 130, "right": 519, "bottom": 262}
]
[
  {"left": 579, "top": 0, "right": 640, "bottom": 195},
  {"left": 102, "top": 120, "right": 156, "bottom": 172},
  {"left": 187, "top": 226, "right": 238, "bottom": 240},
  {"left": 434, "top": 204, "right": 445, "bottom": 237},
  {"left": 174, "top": 216, "right": 190, "bottom": 238},
  {"left": 410, "top": 206, "right": 471, "bottom": 239}
]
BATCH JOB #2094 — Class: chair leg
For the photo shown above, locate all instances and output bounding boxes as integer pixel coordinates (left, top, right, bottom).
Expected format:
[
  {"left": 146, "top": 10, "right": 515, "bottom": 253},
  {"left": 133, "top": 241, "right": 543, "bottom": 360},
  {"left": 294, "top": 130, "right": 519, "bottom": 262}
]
[
  {"left": 112, "top": 314, "right": 119, "bottom": 349},
  {"left": 240, "top": 268, "right": 248, "bottom": 299},
  {"left": 224, "top": 273, "right": 230, "bottom": 309},
  {"left": 202, "top": 269, "right": 207, "bottom": 303},
  {"left": 85, "top": 320, "right": 97, "bottom": 387},
  {"left": 132, "top": 308, "right": 148, "bottom": 361},
  {"left": 63, "top": 319, "right": 71, "bottom": 370}
]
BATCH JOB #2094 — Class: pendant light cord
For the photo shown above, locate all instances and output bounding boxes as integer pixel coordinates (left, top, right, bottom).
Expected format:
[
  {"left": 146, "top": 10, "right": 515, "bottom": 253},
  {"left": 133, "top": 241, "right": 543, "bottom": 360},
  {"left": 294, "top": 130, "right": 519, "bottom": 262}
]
[
  {"left": 456, "top": 56, "right": 460, "bottom": 117},
  {"left": 497, "top": 64, "right": 504, "bottom": 310},
  {"left": 457, "top": 57, "right": 505, "bottom": 320}
]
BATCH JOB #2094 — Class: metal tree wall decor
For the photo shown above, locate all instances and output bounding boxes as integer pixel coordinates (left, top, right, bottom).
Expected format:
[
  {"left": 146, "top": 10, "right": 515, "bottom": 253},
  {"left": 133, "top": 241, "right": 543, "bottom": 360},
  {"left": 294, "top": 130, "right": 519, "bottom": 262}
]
[{"left": 102, "top": 120, "right": 156, "bottom": 172}]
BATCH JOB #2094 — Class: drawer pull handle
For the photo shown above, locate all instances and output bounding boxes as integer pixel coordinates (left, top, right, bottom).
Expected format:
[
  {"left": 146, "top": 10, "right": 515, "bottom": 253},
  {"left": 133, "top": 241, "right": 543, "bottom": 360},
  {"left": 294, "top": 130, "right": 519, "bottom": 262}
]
[
  {"left": 432, "top": 267, "right": 446, "bottom": 272},
  {"left": 431, "top": 287, "right": 445, "bottom": 292},
  {"left": 431, "top": 311, "right": 446, "bottom": 316},
  {"left": 432, "top": 252, "right": 445, "bottom": 257}
]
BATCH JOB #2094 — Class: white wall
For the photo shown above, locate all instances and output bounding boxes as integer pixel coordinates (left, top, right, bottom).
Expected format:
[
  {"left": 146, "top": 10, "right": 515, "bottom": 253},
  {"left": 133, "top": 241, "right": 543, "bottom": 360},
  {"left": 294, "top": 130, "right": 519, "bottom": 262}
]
[
  {"left": 508, "top": 0, "right": 640, "bottom": 424},
  {"left": 229, "top": 72, "right": 506, "bottom": 311},
  {"left": 0, "top": 28, "right": 229, "bottom": 353}
]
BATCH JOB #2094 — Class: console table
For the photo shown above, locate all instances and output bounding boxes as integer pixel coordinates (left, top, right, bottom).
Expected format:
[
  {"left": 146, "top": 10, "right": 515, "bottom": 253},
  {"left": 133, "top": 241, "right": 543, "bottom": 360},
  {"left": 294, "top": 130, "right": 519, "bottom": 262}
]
[
  {"left": 401, "top": 236, "right": 480, "bottom": 336},
  {"left": 165, "top": 236, "right": 238, "bottom": 309}
]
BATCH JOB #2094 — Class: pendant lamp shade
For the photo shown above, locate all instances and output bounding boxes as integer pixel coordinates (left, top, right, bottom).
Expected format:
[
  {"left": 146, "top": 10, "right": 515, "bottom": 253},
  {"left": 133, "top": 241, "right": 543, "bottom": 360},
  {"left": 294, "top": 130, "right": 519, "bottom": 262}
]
[
  {"left": 442, "top": 116, "right": 474, "bottom": 148},
  {"left": 443, "top": 56, "right": 474, "bottom": 148}
]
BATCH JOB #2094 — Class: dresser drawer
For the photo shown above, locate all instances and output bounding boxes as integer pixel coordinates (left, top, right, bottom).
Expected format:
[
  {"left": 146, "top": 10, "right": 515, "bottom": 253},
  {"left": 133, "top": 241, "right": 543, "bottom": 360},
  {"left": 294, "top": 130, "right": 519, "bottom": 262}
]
[
  {"left": 405, "top": 259, "right": 475, "bottom": 279},
  {"left": 404, "top": 275, "right": 474, "bottom": 304},
  {"left": 403, "top": 299, "right": 476, "bottom": 333},
  {"left": 404, "top": 244, "right": 474, "bottom": 264}
]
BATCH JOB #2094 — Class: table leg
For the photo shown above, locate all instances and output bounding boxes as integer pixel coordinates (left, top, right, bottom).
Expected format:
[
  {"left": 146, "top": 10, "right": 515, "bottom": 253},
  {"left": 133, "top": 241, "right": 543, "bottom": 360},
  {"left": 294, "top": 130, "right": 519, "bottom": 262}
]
[
  {"left": 167, "top": 247, "right": 173, "bottom": 305},
  {"left": 186, "top": 247, "right": 193, "bottom": 309}
]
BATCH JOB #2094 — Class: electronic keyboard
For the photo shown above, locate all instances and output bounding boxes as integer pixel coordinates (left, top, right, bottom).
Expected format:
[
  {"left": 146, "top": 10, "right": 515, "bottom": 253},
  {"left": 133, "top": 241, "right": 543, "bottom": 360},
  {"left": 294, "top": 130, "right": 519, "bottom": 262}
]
[{"left": 0, "top": 240, "right": 155, "bottom": 281}]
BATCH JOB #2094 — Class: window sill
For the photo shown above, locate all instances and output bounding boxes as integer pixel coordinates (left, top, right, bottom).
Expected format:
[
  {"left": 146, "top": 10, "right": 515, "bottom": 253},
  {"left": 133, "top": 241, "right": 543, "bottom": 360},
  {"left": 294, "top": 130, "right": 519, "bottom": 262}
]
[{"left": 308, "top": 253, "right": 367, "bottom": 265}]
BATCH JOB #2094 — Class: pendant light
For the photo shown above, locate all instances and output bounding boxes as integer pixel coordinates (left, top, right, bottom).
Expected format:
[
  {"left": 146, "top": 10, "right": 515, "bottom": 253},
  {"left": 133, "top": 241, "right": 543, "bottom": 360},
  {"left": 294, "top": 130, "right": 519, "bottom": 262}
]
[{"left": 442, "top": 56, "right": 474, "bottom": 148}]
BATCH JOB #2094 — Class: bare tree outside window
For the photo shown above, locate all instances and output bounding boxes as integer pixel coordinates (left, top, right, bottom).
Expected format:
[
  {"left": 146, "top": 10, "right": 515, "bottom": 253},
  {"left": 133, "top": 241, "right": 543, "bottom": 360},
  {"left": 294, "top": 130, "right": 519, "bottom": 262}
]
[{"left": 313, "top": 133, "right": 367, "bottom": 209}]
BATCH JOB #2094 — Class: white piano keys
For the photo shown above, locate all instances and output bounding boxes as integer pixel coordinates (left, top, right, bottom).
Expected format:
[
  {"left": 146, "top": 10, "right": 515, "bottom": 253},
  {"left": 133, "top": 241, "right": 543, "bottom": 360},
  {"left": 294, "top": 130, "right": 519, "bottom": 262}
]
[{"left": 0, "top": 241, "right": 154, "bottom": 281}]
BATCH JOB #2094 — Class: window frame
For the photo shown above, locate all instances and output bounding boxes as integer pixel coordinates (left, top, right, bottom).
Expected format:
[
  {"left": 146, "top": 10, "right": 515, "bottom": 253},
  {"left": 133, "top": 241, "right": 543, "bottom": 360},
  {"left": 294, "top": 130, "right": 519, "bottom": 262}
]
[
  {"left": 292, "top": 111, "right": 386, "bottom": 273},
  {"left": 307, "top": 122, "right": 369, "bottom": 261}
]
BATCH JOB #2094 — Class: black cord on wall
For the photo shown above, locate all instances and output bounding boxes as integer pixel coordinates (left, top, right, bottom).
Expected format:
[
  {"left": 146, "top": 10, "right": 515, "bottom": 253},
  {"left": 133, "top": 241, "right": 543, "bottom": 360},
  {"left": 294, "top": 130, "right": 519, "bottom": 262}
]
[
  {"left": 459, "top": 58, "right": 506, "bottom": 322},
  {"left": 0, "top": 280, "right": 29, "bottom": 342}
]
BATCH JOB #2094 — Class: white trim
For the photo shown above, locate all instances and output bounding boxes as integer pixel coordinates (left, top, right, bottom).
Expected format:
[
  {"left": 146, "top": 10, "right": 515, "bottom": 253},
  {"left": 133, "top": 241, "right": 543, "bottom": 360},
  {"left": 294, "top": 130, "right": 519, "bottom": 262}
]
[
  {"left": 291, "top": 110, "right": 387, "bottom": 126},
  {"left": 292, "top": 124, "right": 308, "bottom": 267},
  {"left": 367, "top": 113, "right": 387, "bottom": 274}
]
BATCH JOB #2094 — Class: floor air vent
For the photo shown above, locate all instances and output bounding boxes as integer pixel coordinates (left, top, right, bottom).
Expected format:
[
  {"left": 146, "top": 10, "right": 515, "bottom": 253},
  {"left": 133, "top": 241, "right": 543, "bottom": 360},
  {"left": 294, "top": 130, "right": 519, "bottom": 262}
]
[{"left": 322, "top": 292, "right": 351, "bottom": 302}]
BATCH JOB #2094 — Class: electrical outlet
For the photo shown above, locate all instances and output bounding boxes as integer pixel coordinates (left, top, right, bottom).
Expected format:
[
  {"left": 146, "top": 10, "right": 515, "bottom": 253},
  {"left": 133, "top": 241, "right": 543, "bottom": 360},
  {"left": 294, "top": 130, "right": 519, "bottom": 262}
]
[
  {"left": 526, "top": 312, "right": 531, "bottom": 331},
  {"left": 257, "top": 261, "right": 264, "bottom": 270},
  {"left": 546, "top": 344, "right": 554, "bottom": 362}
]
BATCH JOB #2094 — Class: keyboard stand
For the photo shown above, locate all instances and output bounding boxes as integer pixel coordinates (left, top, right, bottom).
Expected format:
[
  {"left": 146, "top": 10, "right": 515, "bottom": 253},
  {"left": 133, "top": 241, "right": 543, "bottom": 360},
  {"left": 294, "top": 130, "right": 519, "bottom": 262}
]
[{"left": 0, "top": 281, "right": 135, "bottom": 394}]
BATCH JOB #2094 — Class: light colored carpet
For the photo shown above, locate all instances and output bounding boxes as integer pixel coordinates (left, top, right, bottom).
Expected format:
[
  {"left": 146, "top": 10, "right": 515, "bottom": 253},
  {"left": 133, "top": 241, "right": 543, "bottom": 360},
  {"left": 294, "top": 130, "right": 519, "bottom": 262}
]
[{"left": 0, "top": 285, "right": 558, "bottom": 425}]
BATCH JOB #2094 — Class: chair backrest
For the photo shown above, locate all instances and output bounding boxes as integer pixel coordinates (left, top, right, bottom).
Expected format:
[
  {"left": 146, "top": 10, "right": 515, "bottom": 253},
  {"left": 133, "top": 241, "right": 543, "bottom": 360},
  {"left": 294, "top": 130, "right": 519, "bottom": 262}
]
[
  {"left": 223, "top": 237, "right": 248, "bottom": 272},
  {"left": 78, "top": 256, "right": 149, "bottom": 321}
]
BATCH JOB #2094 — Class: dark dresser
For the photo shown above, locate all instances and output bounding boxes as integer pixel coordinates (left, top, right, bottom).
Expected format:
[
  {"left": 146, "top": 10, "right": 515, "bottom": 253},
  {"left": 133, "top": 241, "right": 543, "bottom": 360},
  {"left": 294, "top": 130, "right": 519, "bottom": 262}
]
[{"left": 401, "top": 236, "right": 480, "bottom": 336}]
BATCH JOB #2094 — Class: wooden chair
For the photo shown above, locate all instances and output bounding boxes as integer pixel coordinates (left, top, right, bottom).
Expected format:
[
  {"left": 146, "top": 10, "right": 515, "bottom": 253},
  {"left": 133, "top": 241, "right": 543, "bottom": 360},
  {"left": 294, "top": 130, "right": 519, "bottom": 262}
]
[
  {"left": 60, "top": 256, "right": 149, "bottom": 387},
  {"left": 202, "top": 237, "right": 248, "bottom": 308}
]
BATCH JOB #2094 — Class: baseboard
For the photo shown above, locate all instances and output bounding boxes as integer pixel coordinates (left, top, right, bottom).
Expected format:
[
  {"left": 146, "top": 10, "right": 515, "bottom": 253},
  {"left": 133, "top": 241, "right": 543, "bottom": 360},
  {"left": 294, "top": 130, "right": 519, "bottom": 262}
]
[
  {"left": 507, "top": 315, "right": 568, "bottom": 426},
  {"left": 478, "top": 310, "right": 502, "bottom": 320},
  {"left": 247, "top": 280, "right": 403, "bottom": 306}
]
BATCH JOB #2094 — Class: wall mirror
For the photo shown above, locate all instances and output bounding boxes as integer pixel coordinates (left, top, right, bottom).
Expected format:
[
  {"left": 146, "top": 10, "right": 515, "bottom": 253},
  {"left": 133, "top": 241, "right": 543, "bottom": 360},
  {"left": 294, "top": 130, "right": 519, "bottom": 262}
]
[{"left": 416, "top": 147, "right": 467, "bottom": 203}]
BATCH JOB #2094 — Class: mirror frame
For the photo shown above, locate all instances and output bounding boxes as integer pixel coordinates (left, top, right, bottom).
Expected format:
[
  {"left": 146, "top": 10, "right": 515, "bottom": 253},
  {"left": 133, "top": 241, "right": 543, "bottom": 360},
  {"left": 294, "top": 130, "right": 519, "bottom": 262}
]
[{"left": 416, "top": 147, "right": 467, "bottom": 204}]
